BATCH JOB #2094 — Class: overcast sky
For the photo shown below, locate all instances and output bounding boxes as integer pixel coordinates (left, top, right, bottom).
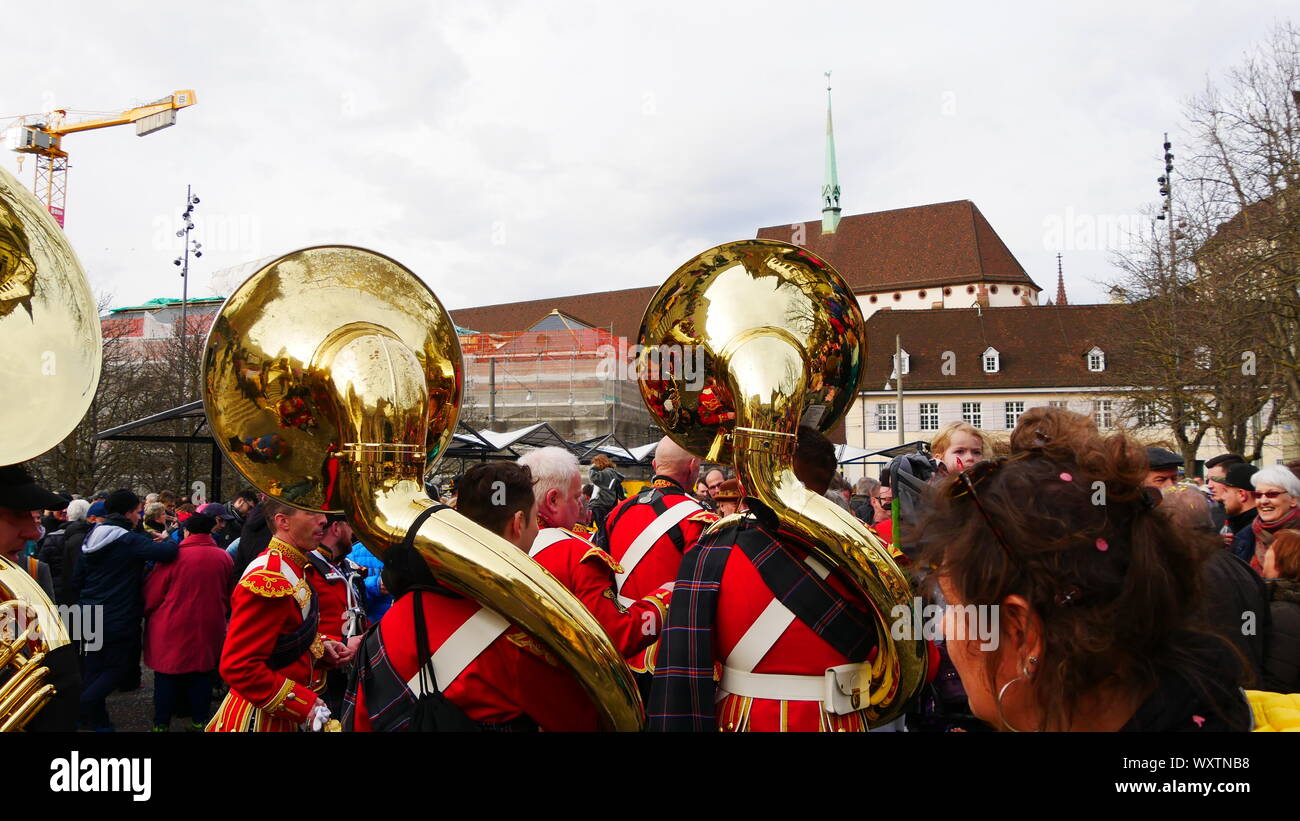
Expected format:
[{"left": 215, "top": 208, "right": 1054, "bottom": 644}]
[{"left": 3, "top": 2, "right": 1292, "bottom": 313}]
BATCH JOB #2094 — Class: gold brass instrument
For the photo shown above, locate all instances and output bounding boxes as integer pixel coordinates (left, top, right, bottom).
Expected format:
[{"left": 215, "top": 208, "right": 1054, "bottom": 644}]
[
  {"left": 201, "top": 246, "right": 642, "bottom": 730},
  {"left": 638, "top": 238, "right": 926, "bottom": 726},
  {"left": 0, "top": 165, "right": 98, "bottom": 731}
]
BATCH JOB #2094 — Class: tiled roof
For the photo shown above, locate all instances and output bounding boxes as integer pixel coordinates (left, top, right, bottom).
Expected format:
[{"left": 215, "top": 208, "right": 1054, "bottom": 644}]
[
  {"left": 449, "top": 285, "right": 659, "bottom": 342},
  {"left": 862, "top": 304, "right": 1132, "bottom": 391},
  {"left": 757, "top": 200, "right": 1040, "bottom": 293}
]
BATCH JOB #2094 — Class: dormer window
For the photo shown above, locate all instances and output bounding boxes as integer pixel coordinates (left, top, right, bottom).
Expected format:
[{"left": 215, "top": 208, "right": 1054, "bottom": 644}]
[
  {"left": 982, "top": 347, "right": 1000, "bottom": 374},
  {"left": 892, "top": 350, "right": 910, "bottom": 376},
  {"left": 1087, "top": 347, "right": 1105, "bottom": 372}
]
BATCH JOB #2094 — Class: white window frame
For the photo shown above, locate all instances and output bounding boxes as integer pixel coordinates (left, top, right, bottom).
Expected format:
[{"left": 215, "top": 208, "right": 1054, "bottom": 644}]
[
  {"left": 961, "top": 401, "right": 982, "bottom": 428},
  {"left": 1087, "top": 347, "right": 1105, "bottom": 372},
  {"left": 892, "top": 350, "right": 911, "bottom": 377},
  {"left": 919, "top": 402, "right": 939, "bottom": 431},
  {"left": 876, "top": 403, "right": 897, "bottom": 432},
  {"left": 1004, "top": 400, "right": 1024, "bottom": 430},
  {"left": 983, "top": 347, "right": 1000, "bottom": 374},
  {"left": 1094, "top": 399, "right": 1113, "bottom": 429}
]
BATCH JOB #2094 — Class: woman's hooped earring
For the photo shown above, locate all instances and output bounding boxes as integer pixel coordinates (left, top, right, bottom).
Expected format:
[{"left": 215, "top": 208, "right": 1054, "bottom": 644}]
[{"left": 996, "top": 657, "right": 1038, "bottom": 733}]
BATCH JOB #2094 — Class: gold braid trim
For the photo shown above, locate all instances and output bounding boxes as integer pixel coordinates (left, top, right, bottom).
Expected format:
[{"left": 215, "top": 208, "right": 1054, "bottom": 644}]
[
  {"left": 580, "top": 546, "right": 624, "bottom": 575},
  {"left": 267, "top": 538, "right": 311, "bottom": 571},
  {"left": 260, "top": 679, "right": 297, "bottom": 714}
]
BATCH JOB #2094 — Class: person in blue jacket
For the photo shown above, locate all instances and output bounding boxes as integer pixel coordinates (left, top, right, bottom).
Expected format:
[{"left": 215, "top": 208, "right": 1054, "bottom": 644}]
[
  {"left": 349, "top": 540, "right": 392, "bottom": 622},
  {"left": 74, "top": 488, "right": 179, "bottom": 731}
]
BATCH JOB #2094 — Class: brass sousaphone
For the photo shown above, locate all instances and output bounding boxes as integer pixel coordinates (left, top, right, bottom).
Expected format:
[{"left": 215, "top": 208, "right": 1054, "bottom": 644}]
[
  {"left": 201, "top": 246, "right": 642, "bottom": 730},
  {"left": 0, "top": 166, "right": 102, "bottom": 731},
  {"left": 637, "top": 239, "right": 926, "bottom": 726}
]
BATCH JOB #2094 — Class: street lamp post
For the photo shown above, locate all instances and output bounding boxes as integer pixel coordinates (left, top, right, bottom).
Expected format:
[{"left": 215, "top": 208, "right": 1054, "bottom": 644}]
[{"left": 173, "top": 186, "right": 201, "bottom": 495}]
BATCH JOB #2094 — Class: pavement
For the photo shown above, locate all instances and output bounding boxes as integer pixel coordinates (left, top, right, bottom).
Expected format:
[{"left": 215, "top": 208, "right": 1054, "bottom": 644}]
[{"left": 91, "top": 667, "right": 225, "bottom": 733}]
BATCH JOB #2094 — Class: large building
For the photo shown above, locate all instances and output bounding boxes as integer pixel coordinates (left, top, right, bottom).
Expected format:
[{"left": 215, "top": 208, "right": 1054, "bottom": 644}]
[{"left": 849, "top": 304, "right": 1273, "bottom": 475}]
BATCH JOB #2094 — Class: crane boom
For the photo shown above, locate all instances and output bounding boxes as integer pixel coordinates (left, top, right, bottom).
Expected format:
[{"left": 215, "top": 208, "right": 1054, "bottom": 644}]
[{"left": 4, "top": 89, "right": 197, "bottom": 227}]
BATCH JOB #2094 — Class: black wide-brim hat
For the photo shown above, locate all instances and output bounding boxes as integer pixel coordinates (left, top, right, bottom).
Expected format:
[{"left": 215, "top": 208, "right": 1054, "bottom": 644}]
[{"left": 0, "top": 464, "right": 71, "bottom": 512}]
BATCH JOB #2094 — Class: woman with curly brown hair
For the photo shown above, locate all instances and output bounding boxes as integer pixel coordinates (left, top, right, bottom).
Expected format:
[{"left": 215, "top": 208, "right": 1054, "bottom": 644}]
[
  {"left": 917, "top": 421, "right": 1252, "bottom": 731},
  {"left": 1261, "top": 529, "right": 1300, "bottom": 693}
]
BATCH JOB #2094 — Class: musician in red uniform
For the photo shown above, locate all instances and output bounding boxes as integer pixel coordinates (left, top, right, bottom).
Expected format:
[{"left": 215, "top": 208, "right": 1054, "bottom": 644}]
[
  {"left": 599, "top": 436, "right": 718, "bottom": 680},
  {"left": 514, "top": 448, "right": 672, "bottom": 659},
  {"left": 342, "top": 462, "right": 597, "bottom": 731},
  {"left": 649, "top": 427, "right": 887, "bottom": 732},
  {"left": 207, "top": 498, "right": 349, "bottom": 732},
  {"left": 305, "top": 513, "right": 369, "bottom": 715}
]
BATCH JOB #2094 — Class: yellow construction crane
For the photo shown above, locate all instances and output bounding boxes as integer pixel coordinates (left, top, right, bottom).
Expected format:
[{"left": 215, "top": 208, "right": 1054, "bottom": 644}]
[{"left": 5, "top": 90, "right": 196, "bottom": 227}]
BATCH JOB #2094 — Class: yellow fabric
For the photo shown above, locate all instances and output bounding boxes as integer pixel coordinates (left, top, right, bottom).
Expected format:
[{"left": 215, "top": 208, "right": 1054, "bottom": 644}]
[{"left": 1246, "top": 690, "right": 1300, "bottom": 732}]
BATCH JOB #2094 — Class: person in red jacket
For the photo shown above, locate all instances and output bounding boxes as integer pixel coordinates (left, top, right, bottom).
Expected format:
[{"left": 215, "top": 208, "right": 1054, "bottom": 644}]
[
  {"left": 143, "top": 512, "right": 233, "bottom": 731},
  {"left": 599, "top": 436, "right": 717, "bottom": 683},
  {"left": 207, "top": 498, "right": 350, "bottom": 732},
  {"left": 305, "top": 513, "right": 369, "bottom": 715},
  {"left": 649, "top": 427, "right": 891, "bottom": 732},
  {"left": 514, "top": 448, "right": 672, "bottom": 660},
  {"left": 343, "top": 462, "right": 597, "bottom": 731}
]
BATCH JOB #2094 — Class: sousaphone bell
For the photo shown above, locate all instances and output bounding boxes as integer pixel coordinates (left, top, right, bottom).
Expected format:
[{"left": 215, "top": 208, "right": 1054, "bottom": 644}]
[{"left": 202, "top": 246, "right": 642, "bottom": 730}]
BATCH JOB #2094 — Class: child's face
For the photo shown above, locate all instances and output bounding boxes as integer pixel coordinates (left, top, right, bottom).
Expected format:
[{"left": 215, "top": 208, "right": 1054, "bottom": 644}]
[{"left": 942, "top": 432, "right": 985, "bottom": 474}]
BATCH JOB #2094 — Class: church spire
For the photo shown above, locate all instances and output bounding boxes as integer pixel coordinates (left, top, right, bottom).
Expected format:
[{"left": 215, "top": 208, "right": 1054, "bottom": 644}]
[
  {"left": 821, "top": 71, "right": 841, "bottom": 235},
  {"left": 1055, "top": 253, "right": 1069, "bottom": 306}
]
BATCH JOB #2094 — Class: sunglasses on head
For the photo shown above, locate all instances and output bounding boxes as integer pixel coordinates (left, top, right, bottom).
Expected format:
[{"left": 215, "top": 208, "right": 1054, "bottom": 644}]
[{"left": 946, "top": 456, "right": 1022, "bottom": 561}]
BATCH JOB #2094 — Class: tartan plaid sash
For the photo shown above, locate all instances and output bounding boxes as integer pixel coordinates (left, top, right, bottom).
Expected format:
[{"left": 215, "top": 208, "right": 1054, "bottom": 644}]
[{"left": 648, "top": 509, "right": 875, "bottom": 731}]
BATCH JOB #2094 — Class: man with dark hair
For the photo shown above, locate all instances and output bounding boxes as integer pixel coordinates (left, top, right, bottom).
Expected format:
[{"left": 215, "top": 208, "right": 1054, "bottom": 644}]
[
  {"left": 344, "top": 461, "right": 598, "bottom": 731},
  {"left": 74, "top": 487, "right": 179, "bottom": 731},
  {"left": 1205, "top": 453, "right": 1246, "bottom": 532},
  {"left": 650, "top": 425, "right": 886, "bottom": 732},
  {"left": 208, "top": 497, "right": 346, "bottom": 732},
  {"left": 792, "top": 425, "right": 837, "bottom": 495},
  {"left": 306, "top": 513, "right": 369, "bottom": 715}
]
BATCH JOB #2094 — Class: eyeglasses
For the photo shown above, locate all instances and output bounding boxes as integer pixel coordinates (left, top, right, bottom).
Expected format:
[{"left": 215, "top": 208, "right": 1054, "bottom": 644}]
[{"left": 1254, "top": 490, "right": 1290, "bottom": 500}]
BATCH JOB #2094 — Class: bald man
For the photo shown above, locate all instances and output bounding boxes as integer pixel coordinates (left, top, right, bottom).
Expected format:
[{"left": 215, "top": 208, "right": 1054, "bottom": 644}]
[{"left": 599, "top": 436, "right": 718, "bottom": 690}]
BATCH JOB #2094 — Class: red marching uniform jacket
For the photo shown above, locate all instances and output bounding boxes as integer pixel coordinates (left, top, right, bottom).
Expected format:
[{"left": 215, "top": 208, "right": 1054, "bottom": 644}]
[
  {"left": 304, "top": 549, "right": 368, "bottom": 642},
  {"left": 345, "top": 587, "right": 598, "bottom": 732},
  {"left": 528, "top": 524, "right": 672, "bottom": 659},
  {"left": 207, "top": 538, "right": 327, "bottom": 732},
  {"left": 648, "top": 513, "right": 891, "bottom": 732},
  {"left": 601, "top": 476, "right": 718, "bottom": 672}
]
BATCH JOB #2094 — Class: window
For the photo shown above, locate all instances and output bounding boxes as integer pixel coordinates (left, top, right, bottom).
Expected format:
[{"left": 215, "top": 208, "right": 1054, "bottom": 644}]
[
  {"left": 1094, "top": 399, "right": 1113, "bottom": 429},
  {"left": 1134, "top": 402, "right": 1157, "bottom": 428},
  {"left": 983, "top": 347, "right": 1000, "bottom": 374},
  {"left": 962, "top": 401, "right": 982, "bottom": 428},
  {"left": 1087, "top": 347, "right": 1105, "bottom": 372},
  {"left": 876, "top": 403, "right": 897, "bottom": 432},
  {"left": 892, "top": 350, "right": 910, "bottom": 376},
  {"left": 919, "top": 402, "right": 940, "bottom": 431},
  {"left": 1049, "top": 400, "right": 1068, "bottom": 409},
  {"left": 1004, "top": 401, "right": 1024, "bottom": 430},
  {"left": 1194, "top": 346, "right": 1211, "bottom": 369}
]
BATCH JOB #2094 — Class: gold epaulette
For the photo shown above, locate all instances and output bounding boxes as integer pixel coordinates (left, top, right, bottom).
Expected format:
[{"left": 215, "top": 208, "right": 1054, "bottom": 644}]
[
  {"left": 687, "top": 510, "right": 720, "bottom": 524},
  {"left": 239, "top": 568, "right": 295, "bottom": 598},
  {"left": 581, "top": 546, "right": 625, "bottom": 575}
]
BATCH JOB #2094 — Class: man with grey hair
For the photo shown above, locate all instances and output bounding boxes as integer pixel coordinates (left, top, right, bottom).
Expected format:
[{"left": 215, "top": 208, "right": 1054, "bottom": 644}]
[
  {"left": 38, "top": 496, "right": 94, "bottom": 606},
  {"left": 516, "top": 447, "right": 673, "bottom": 660}
]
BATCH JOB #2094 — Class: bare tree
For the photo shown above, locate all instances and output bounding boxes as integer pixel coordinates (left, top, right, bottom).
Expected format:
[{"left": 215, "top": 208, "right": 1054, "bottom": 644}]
[{"left": 1107, "top": 21, "right": 1299, "bottom": 465}]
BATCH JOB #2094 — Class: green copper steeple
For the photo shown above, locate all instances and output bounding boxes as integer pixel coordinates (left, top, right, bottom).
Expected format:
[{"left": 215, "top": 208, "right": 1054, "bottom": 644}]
[{"left": 821, "top": 71, "right": 841, "bottom": 235}]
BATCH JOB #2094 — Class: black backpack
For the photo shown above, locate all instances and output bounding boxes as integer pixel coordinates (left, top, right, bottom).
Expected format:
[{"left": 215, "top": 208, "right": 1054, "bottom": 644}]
[{"left": 409, "top": 589, "right": 482, "bottom": 732}]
